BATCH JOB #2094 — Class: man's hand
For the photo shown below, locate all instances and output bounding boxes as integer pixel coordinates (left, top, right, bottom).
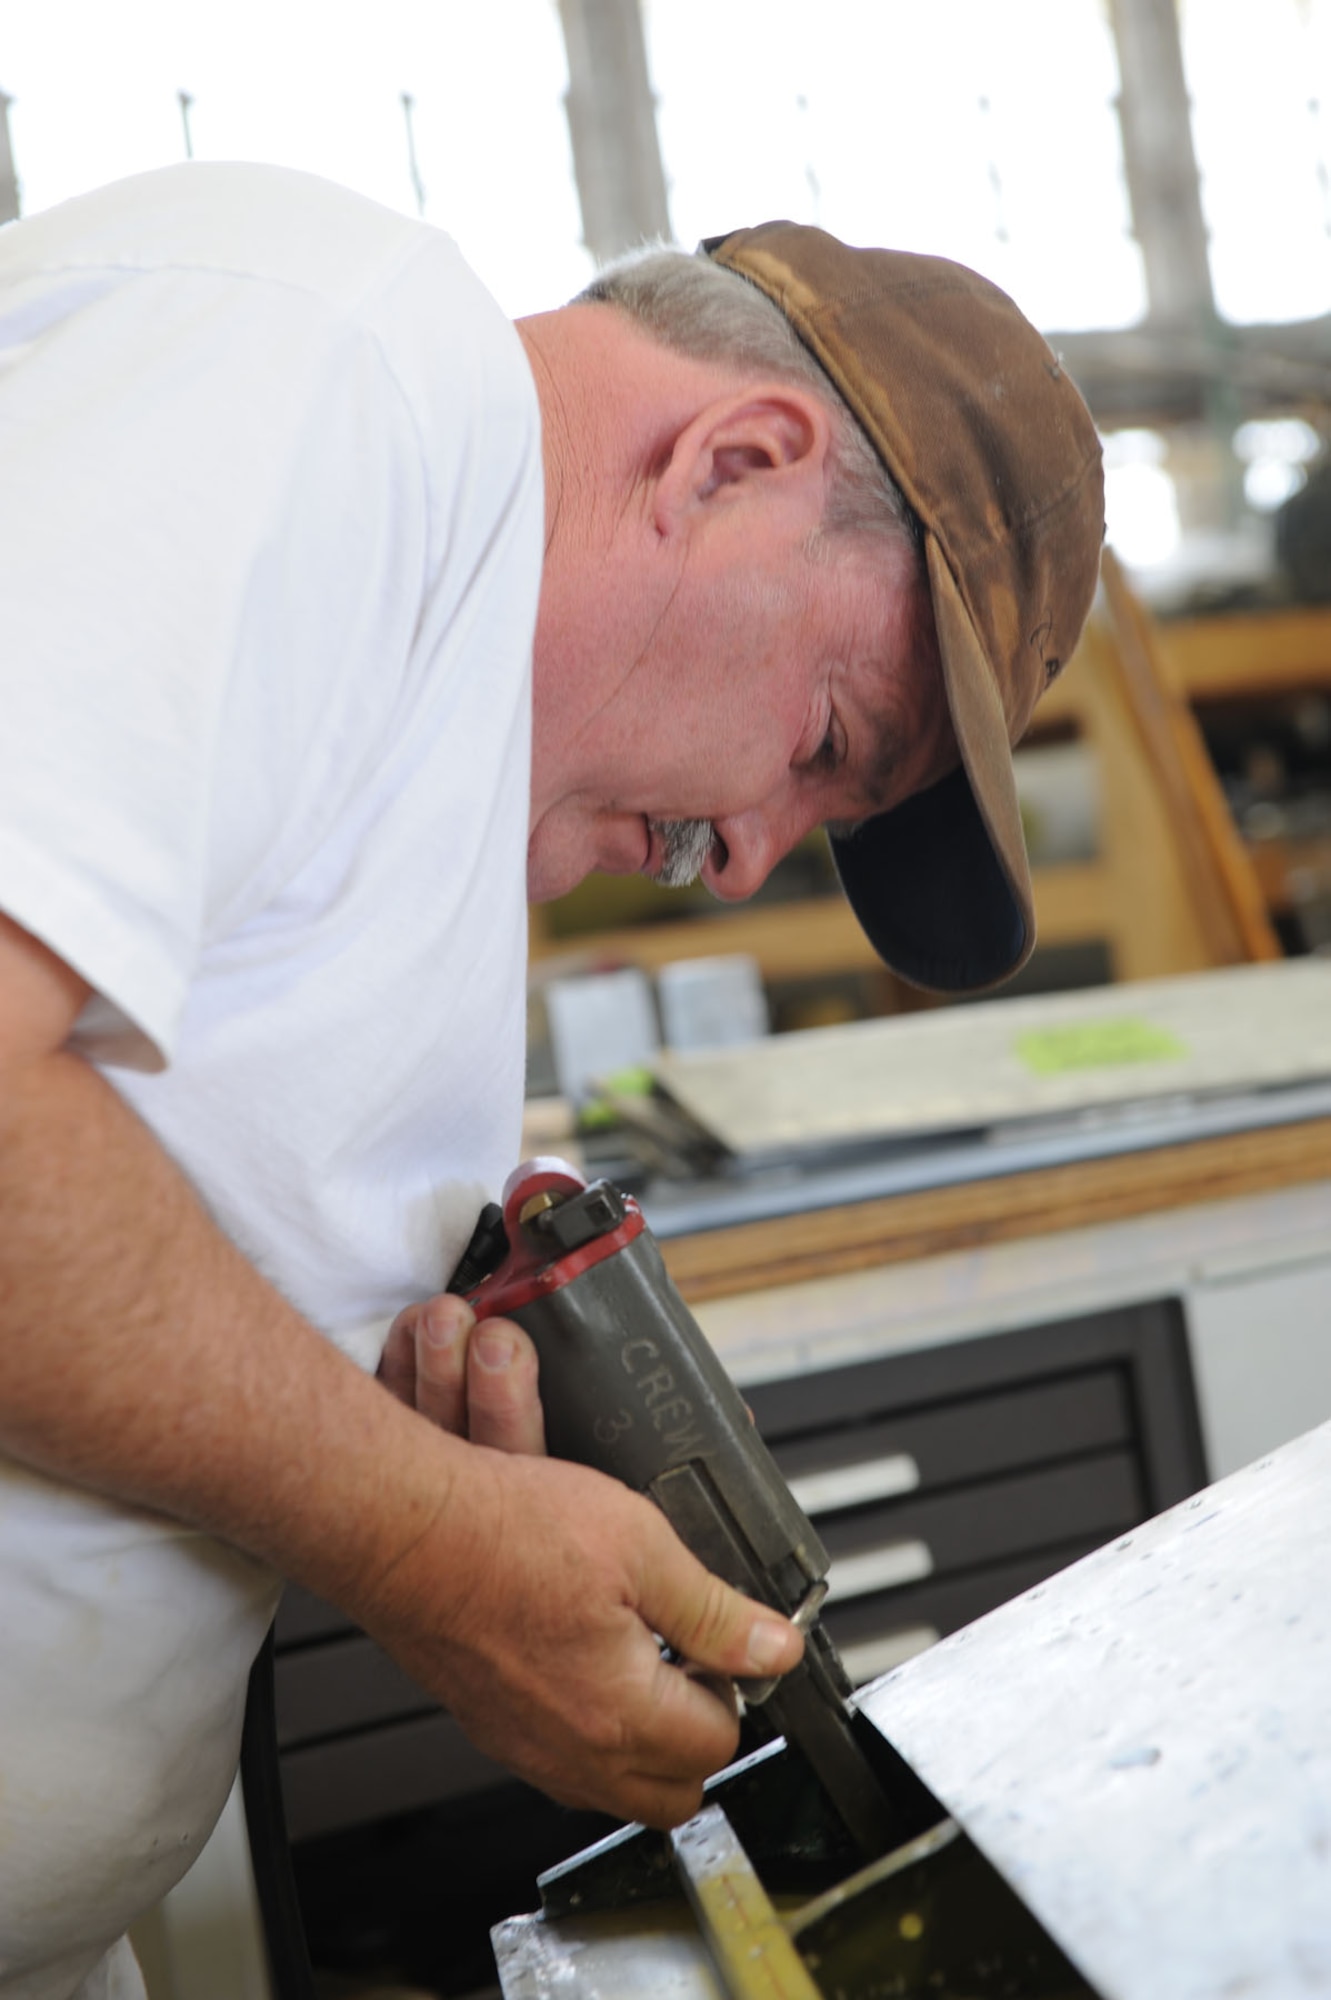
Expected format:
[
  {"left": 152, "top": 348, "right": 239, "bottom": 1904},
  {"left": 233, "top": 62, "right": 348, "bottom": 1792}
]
[
  {"left": 374, "top": 1298, "right": 800, "bottom": 1823},
  {"left": 0, "top": 909, "right": 801, "bottom": 1831},
  {"left": 379, "top": 1296, "right": 546, "bottom": 1455},
  {"left": 353, "top": 1442, "right": 803, "bottom": 1829}
]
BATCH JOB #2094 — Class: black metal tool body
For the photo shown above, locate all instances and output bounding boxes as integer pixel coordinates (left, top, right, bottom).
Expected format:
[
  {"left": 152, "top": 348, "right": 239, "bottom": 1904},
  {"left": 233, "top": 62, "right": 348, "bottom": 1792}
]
[{"left": 467, "top": 1159, "right": 896, "bottom": 1856}]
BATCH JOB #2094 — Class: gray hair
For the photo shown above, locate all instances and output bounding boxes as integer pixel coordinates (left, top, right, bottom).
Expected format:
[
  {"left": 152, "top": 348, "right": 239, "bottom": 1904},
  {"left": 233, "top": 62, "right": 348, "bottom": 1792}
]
[{"left": 579, "top": 245, "right": 921, "bottom": 556}]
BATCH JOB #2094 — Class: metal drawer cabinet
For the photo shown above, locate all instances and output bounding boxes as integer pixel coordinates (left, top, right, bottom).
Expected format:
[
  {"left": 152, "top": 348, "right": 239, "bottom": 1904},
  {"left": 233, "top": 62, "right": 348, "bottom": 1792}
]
[
  {"left": 273, "top": 1594, "right": 497, "bottom": 1844},
  {"left": 754, "top": 1297, "right": 1206, "bottom": 1686}
]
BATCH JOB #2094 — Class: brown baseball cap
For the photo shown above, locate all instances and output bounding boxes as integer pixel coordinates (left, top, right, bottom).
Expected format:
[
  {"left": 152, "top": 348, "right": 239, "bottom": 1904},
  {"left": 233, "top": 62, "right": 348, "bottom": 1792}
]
[{"left": 702, "top": 223, "right": 1104, "bottom": 992}]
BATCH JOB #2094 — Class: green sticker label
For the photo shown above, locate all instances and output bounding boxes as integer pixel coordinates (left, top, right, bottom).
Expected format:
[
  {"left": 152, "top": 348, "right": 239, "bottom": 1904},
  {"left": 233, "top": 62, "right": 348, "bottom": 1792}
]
[
  {"left": 1015, "top": 1018, "right": 1188, "bottom": 1076},
  {"left": 577, "top": 1063, "right": 657, "bottom": 1129}
]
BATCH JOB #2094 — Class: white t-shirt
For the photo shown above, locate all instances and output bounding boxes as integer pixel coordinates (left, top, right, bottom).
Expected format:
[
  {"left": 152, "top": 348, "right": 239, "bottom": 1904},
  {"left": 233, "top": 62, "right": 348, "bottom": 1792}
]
[{"left": 0, "top": 164, "right": 543, "bottom": 1994}]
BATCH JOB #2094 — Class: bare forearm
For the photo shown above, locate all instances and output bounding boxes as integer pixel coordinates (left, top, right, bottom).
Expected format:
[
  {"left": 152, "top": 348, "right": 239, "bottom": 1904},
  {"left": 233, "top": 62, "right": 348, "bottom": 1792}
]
[
  {"left": 0, "top": 916, "right": 801, "bottom": 1828},
  {"left": 0, "top": 1045, "right": 475, "bottom": 1617}
]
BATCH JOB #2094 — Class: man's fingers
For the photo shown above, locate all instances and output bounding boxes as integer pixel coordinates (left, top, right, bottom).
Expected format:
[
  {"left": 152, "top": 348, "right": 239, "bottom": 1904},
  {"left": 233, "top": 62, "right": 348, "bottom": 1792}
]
[
  {"left": 466, "top": 1319, "right": 547, "bottom": 1455},
  {"left": 352, "top": 1451, "right": 775, "bottom": 1834},
  {"left": 610, "top": 1652, "right": 741, "bottom": 1826},
  {"left": 647, "top": 1547, "right": 805, "bottom": 1688},
  {"left": 539, "top": 1751, "right": 715, "bottom": 1831},
  {"left": 413, "top": 1294, "right": 477, "bottom": 1432},
  {"left": 380, "top": 1295, "right": 546, "bottom": 1452},
  {"left": 678, "top": 1658, "right": 740, "bottom": 1716},
  {"left": 591, "top": 1765, "right": 714, "bottom": 1832},
  {"left": 539, "top": 1650, "right": 739, "bottom": 1827}
]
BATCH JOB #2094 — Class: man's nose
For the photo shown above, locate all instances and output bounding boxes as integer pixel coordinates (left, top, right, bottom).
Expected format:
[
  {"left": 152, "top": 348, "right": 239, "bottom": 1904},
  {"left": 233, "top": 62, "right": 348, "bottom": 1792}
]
[{"left": 706, "top": 801, "right": 820, "bottom": 901}]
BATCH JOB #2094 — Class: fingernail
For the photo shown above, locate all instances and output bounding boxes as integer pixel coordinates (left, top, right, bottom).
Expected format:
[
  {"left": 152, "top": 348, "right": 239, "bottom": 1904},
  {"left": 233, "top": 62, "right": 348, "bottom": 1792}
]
[
  {"left": 473, "top": 1325, "right": 516, "bottom": 1372},
  {"left": 746, "top": 1619, "right": 795, "bottom": 1675},
  {"left": 424, "top": 1298, "right": 474, "bottom": 1350}
]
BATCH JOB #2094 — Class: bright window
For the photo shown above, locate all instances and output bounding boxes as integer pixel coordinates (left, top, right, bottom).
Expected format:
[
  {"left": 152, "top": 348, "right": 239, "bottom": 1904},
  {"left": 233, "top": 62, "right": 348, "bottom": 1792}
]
[
  {"left": 4, "top": 1, "right": 1329, "bottom": 334},
  {"left": 644, "top": 0, "right": 1144, "bottom": 332},
  {"left": 0, "top": 0, "right": 591, "bottom": 315},
  {"left": 1181, "top": 0, "right": 1331, "bottom": 324}
]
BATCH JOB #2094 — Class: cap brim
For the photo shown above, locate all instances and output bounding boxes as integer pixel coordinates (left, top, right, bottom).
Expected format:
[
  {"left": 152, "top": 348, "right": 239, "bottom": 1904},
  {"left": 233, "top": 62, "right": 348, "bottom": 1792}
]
[{"left": 829, "top": 535, "right": 1036, "bottom": 994}]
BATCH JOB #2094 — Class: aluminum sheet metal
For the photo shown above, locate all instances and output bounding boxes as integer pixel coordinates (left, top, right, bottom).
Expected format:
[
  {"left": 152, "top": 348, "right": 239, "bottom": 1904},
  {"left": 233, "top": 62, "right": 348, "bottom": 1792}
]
[
  {"left": 492, "top": 1902, "right": 727, "bottom": 2000},
  {"left": 860, "top": 1419, "right": 1331, "bottom": 2000},
  {"left": 651, "top": 959, "right": 1331, "bottom": 1161}
]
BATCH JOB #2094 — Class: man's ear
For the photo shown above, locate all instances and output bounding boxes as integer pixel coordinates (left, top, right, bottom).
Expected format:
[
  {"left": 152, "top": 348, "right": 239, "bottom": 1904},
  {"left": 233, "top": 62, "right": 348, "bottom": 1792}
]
[{"left": 653, "top": 384, "right": 834, "bottom": 530}]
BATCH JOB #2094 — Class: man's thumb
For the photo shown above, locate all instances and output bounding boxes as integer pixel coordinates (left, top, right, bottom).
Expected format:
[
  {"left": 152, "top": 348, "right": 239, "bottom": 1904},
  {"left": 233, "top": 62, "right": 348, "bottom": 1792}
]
[{"left": 653, "top": 1552, "right": 805, "bottom": 1683}]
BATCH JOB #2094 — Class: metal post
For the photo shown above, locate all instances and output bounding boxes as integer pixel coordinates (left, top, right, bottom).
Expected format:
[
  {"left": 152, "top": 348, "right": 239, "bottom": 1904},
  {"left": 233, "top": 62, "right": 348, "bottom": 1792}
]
[
  {"left": 556, "top": 0, "right": 671, "bottom": 266},
  {"left": 401, "top": 92, "right": 426, "bottom": 217},
  {"left": 1108, "top": 0, "right": 1246, "bottom": 535},
  {"left": 1107, "top": 0, "right": 1214, "bottom": 331},
  {"left": 0, "top": 89, "right": 20, "bottom": 223}
]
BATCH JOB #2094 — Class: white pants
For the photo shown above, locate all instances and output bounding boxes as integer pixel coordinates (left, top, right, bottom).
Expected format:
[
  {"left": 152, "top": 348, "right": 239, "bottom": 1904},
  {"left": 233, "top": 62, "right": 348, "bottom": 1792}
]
[
  {"left": 1, "top": 1934, "right": 144, "bottom": 2000},
  {"left": 0, "top": 1459, "right": 280, "bottom": 1997},
  {"left": 68, "top": 1940, "right": 144, "bottom": 2000}
]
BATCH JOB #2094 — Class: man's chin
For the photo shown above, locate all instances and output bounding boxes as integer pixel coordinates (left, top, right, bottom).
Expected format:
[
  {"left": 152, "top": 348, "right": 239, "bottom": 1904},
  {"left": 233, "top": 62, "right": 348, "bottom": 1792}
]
[
  {"left": 527, "top": 858, "right": 586, "bottom": 903},
  {"left": 527, "top": 830, "right": 647, "bottom": 902}
]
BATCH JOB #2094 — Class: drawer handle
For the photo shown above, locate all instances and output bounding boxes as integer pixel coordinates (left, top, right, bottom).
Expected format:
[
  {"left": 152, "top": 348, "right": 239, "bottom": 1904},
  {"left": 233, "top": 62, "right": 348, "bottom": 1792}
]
[
  {"left": 787, "top": 1453, "right": 920, "bottom": 1516},
  {"left": 826, "top": 1538, "right": 933, "bottom": 1602},
  {"left": 838, "top": 1625, "right": 940, "bottom": 1687}
]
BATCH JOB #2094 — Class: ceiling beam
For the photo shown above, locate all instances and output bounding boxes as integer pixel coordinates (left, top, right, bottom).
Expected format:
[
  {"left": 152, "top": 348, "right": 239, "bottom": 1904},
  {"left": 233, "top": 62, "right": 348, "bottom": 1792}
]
[{"left": 1048, "top": 317, "right": 1331, "bottom": 430}]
